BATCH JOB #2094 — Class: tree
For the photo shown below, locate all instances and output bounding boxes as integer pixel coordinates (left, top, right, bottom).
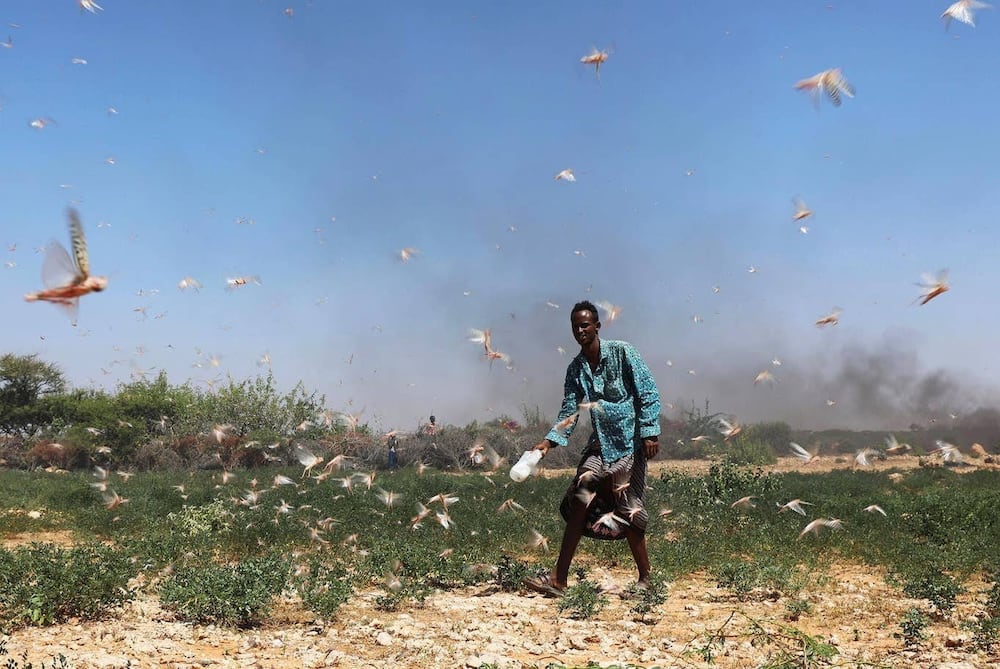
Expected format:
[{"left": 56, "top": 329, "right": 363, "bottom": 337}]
[
  {"left": 0, "top": 354, "right": 67, "bottom": 436},
  {"left": 207, "top": 373, "right": 326, "bottom": 442}
]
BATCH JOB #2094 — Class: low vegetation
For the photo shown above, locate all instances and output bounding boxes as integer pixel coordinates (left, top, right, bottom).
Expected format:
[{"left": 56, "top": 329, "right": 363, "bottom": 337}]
[
  {"left": 2, "top": 354, "right": 1000, "bottom": 666},
  {"left": 0, "top": 460, "right": 996, "bottom": 641}
]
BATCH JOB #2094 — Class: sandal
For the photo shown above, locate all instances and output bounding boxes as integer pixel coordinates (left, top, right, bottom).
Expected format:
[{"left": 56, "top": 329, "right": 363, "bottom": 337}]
[{"left": 523, "top": 573, "right": 565, "bottom": 598}]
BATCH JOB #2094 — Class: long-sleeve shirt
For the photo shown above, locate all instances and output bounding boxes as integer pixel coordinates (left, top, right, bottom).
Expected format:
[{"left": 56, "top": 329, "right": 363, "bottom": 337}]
[{"left": 544, "top": 338, "right": 661, "bottom": 463}]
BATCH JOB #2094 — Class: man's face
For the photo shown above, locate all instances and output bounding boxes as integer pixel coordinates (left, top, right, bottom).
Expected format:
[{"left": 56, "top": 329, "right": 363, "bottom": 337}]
[{"left": 571, "top": 310, "right": 600, "bottom": 347}]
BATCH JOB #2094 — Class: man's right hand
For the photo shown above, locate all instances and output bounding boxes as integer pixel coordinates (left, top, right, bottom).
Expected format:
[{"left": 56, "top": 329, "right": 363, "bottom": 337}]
[{"left": 532, "top": 441, "right": 550, "bottom": 457}]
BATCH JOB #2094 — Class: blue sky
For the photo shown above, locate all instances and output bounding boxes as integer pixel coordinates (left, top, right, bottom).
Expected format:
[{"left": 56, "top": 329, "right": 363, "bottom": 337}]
[{"left": 2, "top": 1, "right": 998, "bottom": 432}]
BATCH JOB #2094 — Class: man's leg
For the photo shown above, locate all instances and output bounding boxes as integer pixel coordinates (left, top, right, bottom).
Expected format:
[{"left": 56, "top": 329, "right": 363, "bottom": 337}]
[
  {"left": 624, "top": 526, "right": 650, "bottom": 585},
  {"left": 621, "top": 446, "right": 650, "bottom": 584},
  {"left": 552, "top": 495, "right": 589, "bottom": 589},
  {"left": 550, "top": 451, "right": 604, "bottom": 589}
]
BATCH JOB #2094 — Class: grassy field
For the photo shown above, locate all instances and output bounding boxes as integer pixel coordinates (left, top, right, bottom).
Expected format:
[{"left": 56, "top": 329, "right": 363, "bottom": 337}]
[{"left": 1, "top": 459, "right": 999, "bottom": 639}]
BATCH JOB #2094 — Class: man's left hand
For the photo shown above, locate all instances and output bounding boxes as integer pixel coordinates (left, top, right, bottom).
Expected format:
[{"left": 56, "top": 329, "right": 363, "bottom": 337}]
[{"left": 642, "top": 437, "right": 659, "bottom": 459}]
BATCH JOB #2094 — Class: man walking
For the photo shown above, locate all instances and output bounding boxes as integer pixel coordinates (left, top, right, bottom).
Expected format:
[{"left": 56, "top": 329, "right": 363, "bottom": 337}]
[{"left": 524, "top": 300, "right": 660, "bottom": 596}]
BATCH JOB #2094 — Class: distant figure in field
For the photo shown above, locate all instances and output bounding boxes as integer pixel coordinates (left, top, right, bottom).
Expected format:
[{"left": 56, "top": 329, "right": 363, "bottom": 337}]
[
  {"left": 422, "top": 414, "right": 438, "bottom": 437},
  {"left": 387, "top": 435, "right": 399, "bottom": 469},
  {"left": 524, "top": 300, "right": 661, "bottom": 598}
]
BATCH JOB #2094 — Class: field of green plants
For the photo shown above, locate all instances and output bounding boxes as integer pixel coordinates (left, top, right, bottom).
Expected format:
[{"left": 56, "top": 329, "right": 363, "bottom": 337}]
[
  {"left": 2, "top": 458, "right": 1000, "bottom": 657},
  {"left": 3, "top": 356, "right": 1000, "bottom": 665}
]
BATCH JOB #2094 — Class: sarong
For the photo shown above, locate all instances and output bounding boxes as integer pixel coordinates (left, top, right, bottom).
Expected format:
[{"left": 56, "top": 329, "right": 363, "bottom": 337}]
[{"left": 559, "top": 443, "right": 648, "bottom": 540}]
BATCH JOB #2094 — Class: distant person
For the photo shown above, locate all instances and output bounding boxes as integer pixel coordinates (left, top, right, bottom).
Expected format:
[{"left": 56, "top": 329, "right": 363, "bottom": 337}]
[
  {"left": 524, "top": 300, "right": 661, "bottom": 597},
  {"left": 501, "top": 419, "right": 520, "bottom": 432},
  {"left": 387, "top": 435, "right": 399, "bottom": 469},
  {"left": 423, "top": 414, "right": 438, "bottom": 437}
]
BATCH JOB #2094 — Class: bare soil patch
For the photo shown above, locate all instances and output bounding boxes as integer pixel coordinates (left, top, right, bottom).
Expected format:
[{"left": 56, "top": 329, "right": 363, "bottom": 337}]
[{"left": 6, "top": 561, "right": 995, "bottom": 668}]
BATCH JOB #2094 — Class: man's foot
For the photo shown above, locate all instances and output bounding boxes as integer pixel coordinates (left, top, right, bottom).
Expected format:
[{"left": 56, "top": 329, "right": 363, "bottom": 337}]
[
  {"left": 523, "top": 573, "right": 565, "bottom": 598},
  {"left": 619, "top": 579, "right": 650, "bottom": 599}
]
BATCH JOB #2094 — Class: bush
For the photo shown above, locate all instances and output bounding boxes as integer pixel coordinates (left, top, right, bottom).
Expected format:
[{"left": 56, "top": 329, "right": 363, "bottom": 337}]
[
  {"left": 205, "top": 374, "right": 326, "bottom": 441},
  {"left": 987, "top": 577, "right": 1000, "bottom": 616},
  {"left": 896, "top": 607, "right": 928, "bottom": 647},
  {"left": 629, "top": 574, "right": 668, "bottom": 622},
  {"left": 495, "top": 554, "right": 531, "bottom": 593},
  {"left": 167, "top": 499, "right": 233, "bottom": 537},
  {"left": 0, "top": 543, "right": 136, "bottom": 630},
  {"left": 744, "top": 422, "right": 792, "bottom": 453},
  {"left": 712, "top": 558, "right": 802, "bottom": 602},
  {"left": 784, "top": 597, "right": 812, "bottom": 621},
  {"left": 899, "top": 569, "right": 964, "bottom": 613},
  {"left": 159, "top": 554, "right": 289, "bottom": 627},
  {"left": 664, "top": 401, "right": 723, "bottom": 460},
  {"left": 558, "top": 569, "right": 607, "bottom": 619},
  {"left": 723, "top": 437, "right": 777, "bottom": 466},
  {"left": 373, "top": 577, "right": 431, "bottom": 612},
  {"left": 292, "top": 557, "right": 352, "bottom": 621},
  {"left": 662, "top": 460, "right": 782, "bottom": 508},
  {"left": 133, "top": 441, "right": 185, "bottom": 471},
  {"left": 963, "top": 616, "right": 1000, "bottom": 653}
]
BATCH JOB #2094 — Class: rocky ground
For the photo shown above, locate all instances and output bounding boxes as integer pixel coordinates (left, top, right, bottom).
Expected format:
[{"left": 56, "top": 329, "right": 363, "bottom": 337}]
[
  {"left": 5, "top": 456, "right": 997, "bottom": 668},
  {"left": 7, "top": 564, "right": 995, "bottom": 669}
]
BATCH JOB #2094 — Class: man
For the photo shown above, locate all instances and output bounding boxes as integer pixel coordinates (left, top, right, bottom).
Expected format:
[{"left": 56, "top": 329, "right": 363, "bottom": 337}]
[
  {"left": 423, "top": 414, "right": 438, "bottom": 437},
  {"left": 387, "top": 434, "right": 399, "bottom": 469},
  {"left": 524, "top": 300, "right": 660, "bottom": 597}
]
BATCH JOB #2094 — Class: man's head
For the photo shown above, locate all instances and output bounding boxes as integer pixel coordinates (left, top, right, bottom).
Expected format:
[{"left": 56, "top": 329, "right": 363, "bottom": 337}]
[
  {"left": 571, "top": 300, "right": 599, "bottom": 324},
  {"left": 570, "top": 300, "right": 600, "bottom": 348}
]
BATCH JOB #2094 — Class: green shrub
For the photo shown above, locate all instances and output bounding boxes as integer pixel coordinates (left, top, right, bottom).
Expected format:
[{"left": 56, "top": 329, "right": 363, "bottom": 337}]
[
  {"left": 712, "top": 559, "right": 802, "bottom": 601},
  {"left": 963, "top": 616, "right": 1000, "bottom": 653},
  {"left": 660, "top": 460, "right": 782, "bottom": 508},
  {"left": 293, "top": 558, "right": 352, "bottom": 621},
  {"left": 985, "top": 572, "right": 1000, "bottom": 616},
  {"left": 0, "top": 543, "right": 136, "bottom": 630},
  {"left": 558, "top": 569, "right": 607, "bottom": 620},
  {"left": 744, "top": 422, "right": 791, "bottom": 451},
  {"left": 899, "top": 569, "right": 964, "bottom": 613},
  {"left": 705, "top": 461, "right": 782, "bottom": 500},
  {"left": 373, "top": 579, "right": 431, "bottom": 612},
  {"left": 750, "top": 620, "right": 838, "bottom": 669},
  {"left": 784, "top": 597, "right": 812, "bottom": 621},
  {"left": 896, "top": 607, "right": 928, "bottom": 647},
  {"left": 166, "top": 498, "right": 233, "bottom": 537},
  {"left": 628, "top": 574, "right": 668, "bottom": 622},
  {"left": 159, "top": 554, "right": 289, "bottom": 627},
  {"left": 495, "top": 554, "right": 531, "bottom": 593},
  {"left": 724, "top": 437, "right": 777, "bottom": 466}
]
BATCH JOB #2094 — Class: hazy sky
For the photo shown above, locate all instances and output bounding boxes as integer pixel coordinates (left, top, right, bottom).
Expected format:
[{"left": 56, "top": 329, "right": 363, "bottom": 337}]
[{"left": 2, "top": 1, "right": 998, "bottom": 433}]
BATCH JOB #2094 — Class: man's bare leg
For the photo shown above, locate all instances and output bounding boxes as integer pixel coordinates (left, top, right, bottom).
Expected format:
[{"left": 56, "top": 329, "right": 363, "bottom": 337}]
[
  {"left": 625, "top": 526, "right": 651, "bottom": 586},
  {"left": 551, "top": 497, "right": 589, "bottom": 589}
]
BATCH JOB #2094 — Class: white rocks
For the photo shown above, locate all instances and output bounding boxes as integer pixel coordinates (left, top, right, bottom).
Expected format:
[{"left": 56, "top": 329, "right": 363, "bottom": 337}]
[
  {"left": 322, "top": 649, "right": 346, "bottom": 664},
  {"left": 127, "top": 640, "right": 158, "bottom": 654},
  {"left": 74, "top": 653, "right": 132, "bottom": 669},
  {"left": 6, "top": 568, "right": 996, "bottom": 669}
]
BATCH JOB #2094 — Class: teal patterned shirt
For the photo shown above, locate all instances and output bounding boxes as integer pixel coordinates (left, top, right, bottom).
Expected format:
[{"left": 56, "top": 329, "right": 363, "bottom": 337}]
[{"left": 545, "top": 339, "right": 661, "bottom": 463}]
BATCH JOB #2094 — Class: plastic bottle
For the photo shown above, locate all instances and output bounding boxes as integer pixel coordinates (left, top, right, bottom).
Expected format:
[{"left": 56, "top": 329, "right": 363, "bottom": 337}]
[{"left": 509, "top": 449, "right": 542, "bottom": 482}]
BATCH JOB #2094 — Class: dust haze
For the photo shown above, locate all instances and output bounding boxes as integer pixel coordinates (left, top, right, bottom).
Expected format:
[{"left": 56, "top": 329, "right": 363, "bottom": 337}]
[{"left": 317, "top": 285, "right": 996, "bottom": 434}]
